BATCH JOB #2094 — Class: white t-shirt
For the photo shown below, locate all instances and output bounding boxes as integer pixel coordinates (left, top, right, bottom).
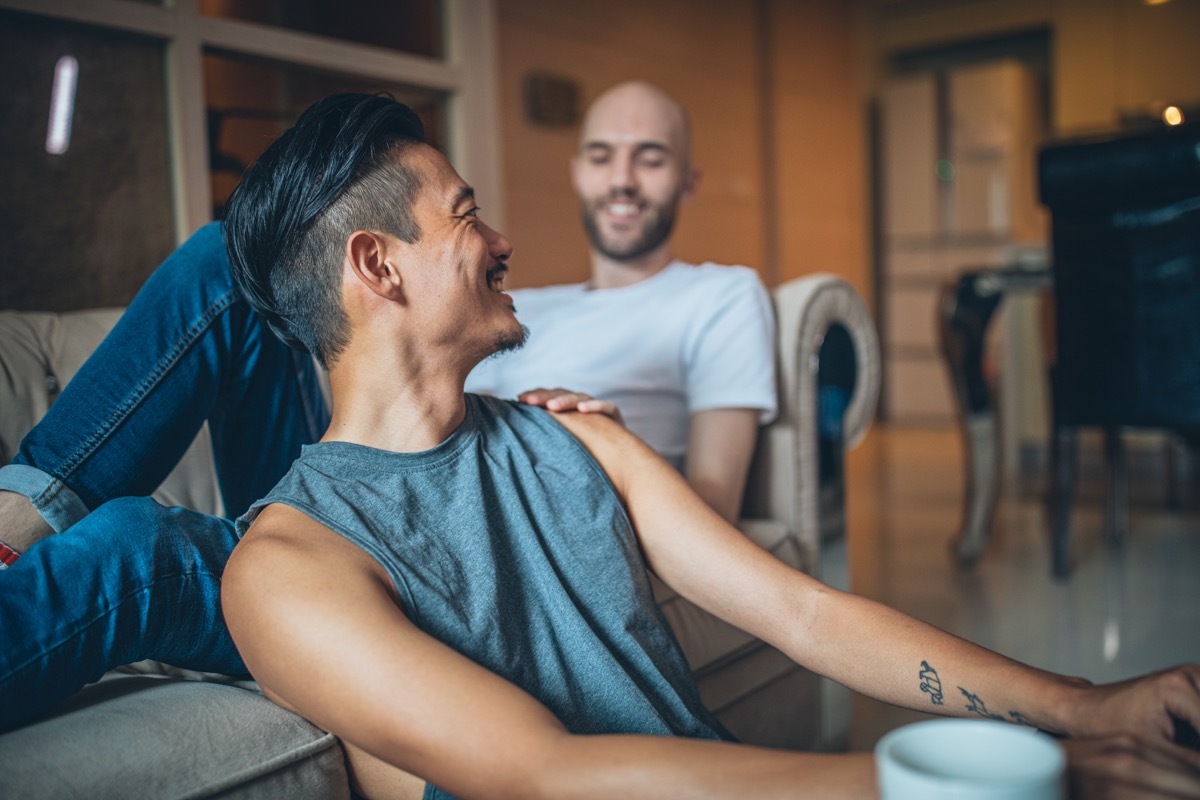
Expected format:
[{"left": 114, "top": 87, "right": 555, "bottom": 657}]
[{"left": 466, "top": 261, "right": 777, "bottom": 471}]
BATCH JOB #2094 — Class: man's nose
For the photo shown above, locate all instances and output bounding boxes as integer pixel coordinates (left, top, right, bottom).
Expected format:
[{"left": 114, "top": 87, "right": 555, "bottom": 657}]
[
  {"left": 484, "top": 223, "right": 513, "bottom": 261},
  {"left": 608, "top": 153, "right": 635, "bottom": 192}
]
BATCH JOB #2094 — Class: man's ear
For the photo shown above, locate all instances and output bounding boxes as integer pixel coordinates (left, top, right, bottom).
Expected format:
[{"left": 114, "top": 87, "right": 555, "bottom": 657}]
[{"left": 345, "top": 230, "right": 403, "bottom": 301}]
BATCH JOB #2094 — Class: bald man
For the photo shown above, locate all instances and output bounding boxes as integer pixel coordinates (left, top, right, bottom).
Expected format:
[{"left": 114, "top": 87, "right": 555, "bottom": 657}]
[{"left": 467, "top": 81, "right": 777, "bottom": 523}]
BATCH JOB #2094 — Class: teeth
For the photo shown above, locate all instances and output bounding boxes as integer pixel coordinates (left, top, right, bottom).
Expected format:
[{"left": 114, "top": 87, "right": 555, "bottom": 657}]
[{"left": 606, "top": 202, "right": 638, "bottom": 215}]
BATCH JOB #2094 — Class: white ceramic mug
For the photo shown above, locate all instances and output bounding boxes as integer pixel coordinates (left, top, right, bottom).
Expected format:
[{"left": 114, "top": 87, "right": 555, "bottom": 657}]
[{"left": 875, "top": 719, "right": 1066, "bottom": 799}]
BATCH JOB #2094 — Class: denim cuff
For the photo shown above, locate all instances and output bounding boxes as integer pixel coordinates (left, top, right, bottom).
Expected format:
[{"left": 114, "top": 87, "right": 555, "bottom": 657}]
[{"left": 0, "top": 464, "right": 91, "bottom": 533}]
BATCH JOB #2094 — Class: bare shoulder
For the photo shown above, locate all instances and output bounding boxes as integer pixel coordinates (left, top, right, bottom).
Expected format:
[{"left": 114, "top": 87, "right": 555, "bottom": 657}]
[
  {"left": 238, "top": 502, "right": 324, "bottom": 545},
  {"left": 221, "top": 502, "right": 403, "bottom": 708},
  {"left": 229, "top": 503, "right": 363, "bottom": 571},
  {"left": 222, "top": 503, "right": 394, "bottom": 623}
]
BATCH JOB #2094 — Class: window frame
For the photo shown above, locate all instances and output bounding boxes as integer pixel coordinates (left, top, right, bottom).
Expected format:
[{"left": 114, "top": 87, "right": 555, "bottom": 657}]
[{"left": 0, "top": 0, "right": 504, "bottom": 241}]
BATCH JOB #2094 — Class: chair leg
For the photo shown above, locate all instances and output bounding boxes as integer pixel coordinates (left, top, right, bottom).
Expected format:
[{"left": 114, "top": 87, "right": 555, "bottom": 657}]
[
  {"left": 1047, "top": 425, "right": 1078, "bottom": 578},
  {"left": 937, "top": 275, "right": 1003, "bottom": 568},
  {"left": 954, "top": 412, "right": 999, "bottom": 566},
  {"left": 1104, "top": 427, "right": 1128, "bottom": 547}
]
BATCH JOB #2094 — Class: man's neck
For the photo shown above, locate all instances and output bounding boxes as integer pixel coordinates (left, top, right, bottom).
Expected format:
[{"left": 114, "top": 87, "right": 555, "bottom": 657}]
[
  {"left": 588, "top": 247, "right": 674, "bottom": 290},
  {"left": 322, "top": 344, "right": 472, "bottom": 454}
]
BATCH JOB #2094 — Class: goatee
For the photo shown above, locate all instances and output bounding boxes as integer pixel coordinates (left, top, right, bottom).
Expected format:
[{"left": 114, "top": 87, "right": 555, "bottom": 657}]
[
  {"left": 491, "top": 324, "right": 529, "bottom": 357},
  {"left": 580, "top": 199, "right": 678, "bottom": 262}
]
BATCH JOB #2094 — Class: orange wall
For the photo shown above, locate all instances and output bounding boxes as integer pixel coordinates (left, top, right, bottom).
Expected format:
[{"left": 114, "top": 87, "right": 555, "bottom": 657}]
[
  {"left": 870, "top": 0, "right": 1200, "bottom": 136},
  {"left": 494, "top": 0, "right": 870, "bottom": 299},
  {"left": 766, "top": 1, "right": 870, "bottom": 296}
]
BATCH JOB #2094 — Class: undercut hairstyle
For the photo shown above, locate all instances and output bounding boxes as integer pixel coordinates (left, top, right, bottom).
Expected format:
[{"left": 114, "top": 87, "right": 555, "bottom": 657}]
[{"left": 223, "top": 93, "right": 426, "bottom": 368}]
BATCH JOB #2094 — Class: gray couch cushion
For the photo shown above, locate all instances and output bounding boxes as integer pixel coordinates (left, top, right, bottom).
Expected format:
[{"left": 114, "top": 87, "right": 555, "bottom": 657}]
[{"left": 0, "top": 673, "right": 349, "bottom": 799}]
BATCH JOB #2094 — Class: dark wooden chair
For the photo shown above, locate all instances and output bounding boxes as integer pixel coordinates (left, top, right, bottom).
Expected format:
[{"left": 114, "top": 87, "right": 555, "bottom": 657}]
[{"left": 1038, "top": 123, "right": 1200, "bottom": 577}]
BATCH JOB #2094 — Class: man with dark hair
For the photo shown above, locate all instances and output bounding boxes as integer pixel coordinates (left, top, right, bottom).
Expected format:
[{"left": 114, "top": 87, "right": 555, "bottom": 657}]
[
  {"left": 215, "top": 93, "right": 1200, "bottom": 799},
  {"left": 224, "top": 96, "right": 428, "bottom": 367}
]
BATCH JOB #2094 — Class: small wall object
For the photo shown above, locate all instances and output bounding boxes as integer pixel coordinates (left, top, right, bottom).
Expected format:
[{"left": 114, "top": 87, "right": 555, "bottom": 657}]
[{"left": 523, "top": 72, "right": 580, "bottom": 127}]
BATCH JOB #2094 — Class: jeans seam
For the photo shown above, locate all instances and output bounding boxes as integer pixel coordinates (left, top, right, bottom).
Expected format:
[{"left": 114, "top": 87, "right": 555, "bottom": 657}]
[
  {"left": 4, "top": 566, "right": 227, "bottom": 680},
  {"left": 30, "top": 476, "right": 75, "bottom": 511},
  {"left": 44, "top": 291, "right": 239, "bottom": 491}
]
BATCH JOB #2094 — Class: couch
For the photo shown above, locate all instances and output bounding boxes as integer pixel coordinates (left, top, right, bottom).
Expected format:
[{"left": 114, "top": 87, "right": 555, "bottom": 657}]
[{"left": 0, "top": 273, "right": 879, "bottom": 798}]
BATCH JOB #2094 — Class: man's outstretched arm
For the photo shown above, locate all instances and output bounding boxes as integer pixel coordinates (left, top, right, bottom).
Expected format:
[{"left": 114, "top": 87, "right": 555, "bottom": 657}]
[
  {"left": 222, "top": 502, "right": 877, "bottom": 800},
  {"left": 554, "top": 411, "right": 1200, "bottom": 796}
]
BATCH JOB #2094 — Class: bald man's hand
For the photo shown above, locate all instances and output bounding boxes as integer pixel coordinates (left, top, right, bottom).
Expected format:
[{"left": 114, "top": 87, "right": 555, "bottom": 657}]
[{"left": 517, "top": 388, "right": 625, "bottom": 427}]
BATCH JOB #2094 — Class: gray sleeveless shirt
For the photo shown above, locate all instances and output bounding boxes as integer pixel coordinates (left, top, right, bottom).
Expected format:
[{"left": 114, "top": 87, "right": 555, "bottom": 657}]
[{"left": 238, "top": 394, "right": 728, "bottom": 797}]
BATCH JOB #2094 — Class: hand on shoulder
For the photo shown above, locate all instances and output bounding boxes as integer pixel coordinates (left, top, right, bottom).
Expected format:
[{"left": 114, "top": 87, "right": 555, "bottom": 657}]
[{"left": 517, "top": 387, "right": 624, "bottom": 427}]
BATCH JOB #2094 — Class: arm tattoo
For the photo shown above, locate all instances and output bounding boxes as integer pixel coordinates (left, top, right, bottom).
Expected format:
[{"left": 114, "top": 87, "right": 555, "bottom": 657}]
[
  {"left": 918, "top": 660, "right": 944, "bottom": 705},
  {"left": 918, "top": 662, "right": 1020, "bottom": 724},
  {"left": 1008, "top": 710, "right": 1035, "bottom": 727},
  {"left": 959, "top": 687, "right": 1005, "bottom": 720}
]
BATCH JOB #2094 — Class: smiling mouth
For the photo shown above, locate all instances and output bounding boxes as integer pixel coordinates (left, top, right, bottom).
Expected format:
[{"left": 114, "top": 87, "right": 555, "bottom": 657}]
[
  {"left": 486, "top": 263, "right": 508, "bottom": 292},
  {"left": 602, "top": 200, "right": 642, "bottom": 218}
]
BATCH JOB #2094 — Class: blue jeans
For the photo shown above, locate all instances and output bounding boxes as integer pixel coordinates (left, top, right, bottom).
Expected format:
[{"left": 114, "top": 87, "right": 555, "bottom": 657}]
[{"left": 0, "top": 222, "right": 329, "bottom": 730}]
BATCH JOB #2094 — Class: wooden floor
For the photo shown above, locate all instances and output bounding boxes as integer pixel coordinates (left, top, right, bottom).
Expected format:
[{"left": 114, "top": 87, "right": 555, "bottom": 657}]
[{"left": 840, "top": 424, "right": 1200, "bottom": 751}]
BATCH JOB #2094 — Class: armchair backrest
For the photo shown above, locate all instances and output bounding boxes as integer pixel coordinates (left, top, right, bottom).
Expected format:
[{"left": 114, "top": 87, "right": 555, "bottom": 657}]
[{"left": 742, "top": 274, "right": 881, "bottom": 580}]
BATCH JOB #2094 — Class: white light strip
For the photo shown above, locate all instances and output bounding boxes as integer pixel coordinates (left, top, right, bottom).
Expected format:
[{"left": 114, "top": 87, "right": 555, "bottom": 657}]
[{"left": 46, "top": 55, "right": 78, "bottom": 155}]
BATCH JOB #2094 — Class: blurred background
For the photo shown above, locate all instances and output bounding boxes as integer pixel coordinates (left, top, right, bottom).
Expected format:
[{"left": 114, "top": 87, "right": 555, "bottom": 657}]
[{"left": 3, "top": 0, "right": 1198, "bottom": 749}]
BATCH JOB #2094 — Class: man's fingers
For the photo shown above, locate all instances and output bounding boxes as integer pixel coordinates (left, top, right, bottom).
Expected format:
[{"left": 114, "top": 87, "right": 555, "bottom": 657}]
[
  {"left": 1066, "top": 735, "right": 1200, "bottom": 798},
  {"left": 516, "top": 387, "right": 575, "bottom": 406},
  {"left": 514, "top": 388, "right": 624, "bottom": 424},
  {"left": 576, "top": 400, "right": 624, "bottom": 425},
  {"left": 546, "top": 393, "right": 592, "bottom": 409}
]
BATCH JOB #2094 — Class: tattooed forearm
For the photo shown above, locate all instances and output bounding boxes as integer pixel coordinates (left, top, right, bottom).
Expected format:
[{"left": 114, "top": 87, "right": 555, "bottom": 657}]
[
  {"left": 918, "top": 660, "right": 944, "bottom": 705},
  {"left": 917, "top": 663, "right": 1021, "bottom": 724},
  {"left": 959, "top": 687, "right": 1005, "bottom": 720}
]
